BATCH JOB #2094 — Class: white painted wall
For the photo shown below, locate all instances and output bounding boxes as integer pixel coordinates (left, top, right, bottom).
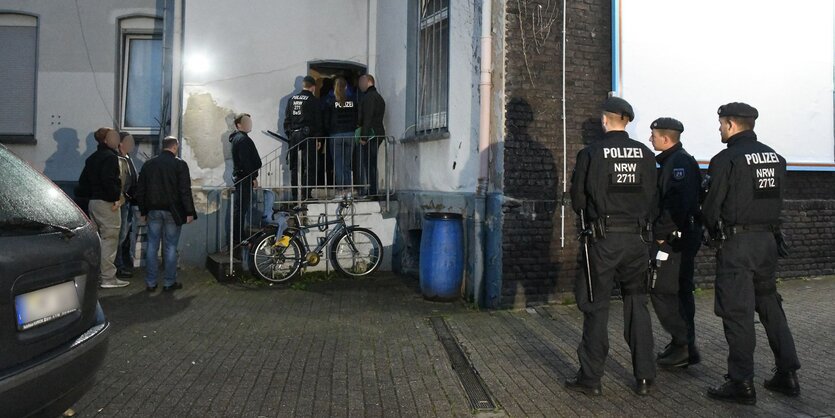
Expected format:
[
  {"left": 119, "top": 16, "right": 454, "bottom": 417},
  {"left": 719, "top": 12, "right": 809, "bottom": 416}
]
[
  {"left": 181, "top": 0, "right": 370, "bottom": 192},
  {"left": 1, "top": 0, "right": 161, "bottom": 181},
  {"left": 377, "top": 0, "right": 482, "bottom": 194}
]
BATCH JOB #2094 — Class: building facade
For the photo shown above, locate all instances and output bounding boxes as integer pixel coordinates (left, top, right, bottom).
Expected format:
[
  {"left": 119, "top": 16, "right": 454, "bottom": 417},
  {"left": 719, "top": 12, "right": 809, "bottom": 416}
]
[{"left": 2, "top": 0, "right": 833, "bottom": 308}]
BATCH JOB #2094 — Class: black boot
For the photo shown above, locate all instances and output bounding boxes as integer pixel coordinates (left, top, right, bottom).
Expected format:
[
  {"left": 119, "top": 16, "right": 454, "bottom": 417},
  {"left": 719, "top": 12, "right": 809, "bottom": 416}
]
[
  {"left": 657, "top": 344, "right": 689, "bottom": 369},
  {"left": 764, "top": 369, "right": 800, "bottom": 397},
  {"left": 634, "top": 378, "right": 653, "bottom": 396},
  {"left": 688, "top": 344, "right": 701, "bottom": 365},
  {"left": 564, "top": 372, "right": 602, "bottom": 396},
  {"left": 657, "top": 342, "right": 675, "bottom": 359},
  {"left": 707, "top": 376, "right": 756, "bottom": 405}
]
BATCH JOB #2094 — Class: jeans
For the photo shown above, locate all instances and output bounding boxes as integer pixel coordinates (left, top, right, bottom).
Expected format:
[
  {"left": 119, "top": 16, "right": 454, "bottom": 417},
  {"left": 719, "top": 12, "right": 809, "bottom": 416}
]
[
  {"left": 145, "top": 210, "right": 182, "bottom": 287},
  {"left": 114, "top": 204, "right": 132, "bottom": 271},
  {"left": 331, "top": 132, "right": 354, "bottom": 187},
  {"left": 233, "top": 178, "right": 253, "bottom": 244}
]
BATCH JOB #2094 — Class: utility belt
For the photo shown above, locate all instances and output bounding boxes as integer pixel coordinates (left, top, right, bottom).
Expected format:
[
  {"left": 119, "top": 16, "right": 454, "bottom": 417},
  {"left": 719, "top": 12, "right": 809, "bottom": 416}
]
[
  {"left": 585, "top": 215, "right": 651, "bottom": 242},
  {"left": 707, "top": 221, "right": 788, "bottom": 257},
  {"left": 723, "top": 223, "right": 776, "bottom": 237}
]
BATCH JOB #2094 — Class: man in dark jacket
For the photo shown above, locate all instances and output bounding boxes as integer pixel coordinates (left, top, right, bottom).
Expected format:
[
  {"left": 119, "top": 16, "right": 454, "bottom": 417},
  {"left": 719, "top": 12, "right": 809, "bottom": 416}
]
[
  {"left": 229, "top": 113, "right": 262, "bottom": 245},
  {"left": 648, "top": 117, "right": 702, "bottom": 369},
  {"left": 702, "top": 103, "right": 800, "bottom": 405},
  {"left": 284, "top": 75, "right": 323, "bottom": 200},
  {"left": 135, "top": 136, "right": 196, "bottom": 292},
  {"left": 115, "top": 132, "right": 139, "bottom": 278},
  {"left": 567, "top": 97, "right": 658, "bottom": 397},
  {"left": 77, "top": 127, "right": 129, "bottom": 288},
  {"left": 356, "top": 74, "right": 386, "bottom": 196}
]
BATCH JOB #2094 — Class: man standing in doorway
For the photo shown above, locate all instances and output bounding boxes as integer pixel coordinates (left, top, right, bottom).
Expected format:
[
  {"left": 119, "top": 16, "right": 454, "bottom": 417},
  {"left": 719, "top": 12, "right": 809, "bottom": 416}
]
[
  {"left": 229, "top": 113, "right": 262, "bottom": 247},
  {"left": 135, "top": 136, "right": 197, "bottom": 292},
  {"left": 647, "top": 117, "right": 702, "bottom": 369},
  {"left": 284, "top": 75, "right": 323, "bottom": 200},
  {"left": 356, "top": 74, "right": 385, "bottom": 197},
  {"left": 702, "top": 102, "right": 800, "bottom": 405},
  {"left": 567, "top": 96, "right": 658, "bottom": 396}
]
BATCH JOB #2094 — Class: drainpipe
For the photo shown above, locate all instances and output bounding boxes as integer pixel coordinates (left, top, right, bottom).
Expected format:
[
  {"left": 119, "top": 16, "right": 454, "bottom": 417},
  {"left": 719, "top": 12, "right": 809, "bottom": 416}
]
[
  {"left": 473, "top": 0, "right": 492, "bottom": 307},
  {"left": 560, "top": 0, "right": 568, "bottom": 247}
]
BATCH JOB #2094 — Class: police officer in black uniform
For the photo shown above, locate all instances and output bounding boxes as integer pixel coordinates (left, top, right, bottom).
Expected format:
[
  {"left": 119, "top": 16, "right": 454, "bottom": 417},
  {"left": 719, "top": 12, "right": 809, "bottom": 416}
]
[
  {"left": 703, "top": 102, "right": 800, "bottom": 405},
  {"left": 647, "top": 117, "right": 702, "bottom": 369},
  {"left": 284, "top": 75, "right": 323, "bottom": 200},
  {"left": 567, "top": 97, "right": 658, "bottom": 396}
]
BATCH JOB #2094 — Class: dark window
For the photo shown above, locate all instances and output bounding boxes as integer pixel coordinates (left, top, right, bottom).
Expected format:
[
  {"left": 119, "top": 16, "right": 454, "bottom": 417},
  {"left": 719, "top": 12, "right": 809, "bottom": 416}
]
[{"left": 0, "top": 14, "right": 37, "bottom": 143}]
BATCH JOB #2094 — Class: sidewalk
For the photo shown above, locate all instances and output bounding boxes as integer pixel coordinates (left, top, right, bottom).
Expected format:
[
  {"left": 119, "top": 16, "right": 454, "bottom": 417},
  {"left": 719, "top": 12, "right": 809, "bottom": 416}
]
[{"left": 73, "top": 272, "right": 835, "bottom": 417}]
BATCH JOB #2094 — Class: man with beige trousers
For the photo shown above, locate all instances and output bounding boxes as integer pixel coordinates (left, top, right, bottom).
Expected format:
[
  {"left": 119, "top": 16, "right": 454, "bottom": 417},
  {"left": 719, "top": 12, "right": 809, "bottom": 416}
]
[{"left": 77, "top": 127, "right": 129, "bottom": 288}]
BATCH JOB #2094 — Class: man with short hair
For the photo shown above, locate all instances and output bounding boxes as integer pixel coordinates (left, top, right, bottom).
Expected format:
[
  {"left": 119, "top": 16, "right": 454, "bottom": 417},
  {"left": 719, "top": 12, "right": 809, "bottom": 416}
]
[
  {"left": 229, "top": 113, "right": 262, "bottom": 246},
  {"left": 135, "top": 136, "right": 197, "bottom": 292},
  {"left": 567, "top": 96, "right": 658, "bottom": 396},
  {"left": 77, "top": 127, "right": 128, "bottom": 288},
  {"left": 284, "top": 75, "right": 323, "bottom": 200},
  {"left": 703, "top": 102, "right": 800, "bottom": 405},
  {"left": 647, "top": 117, "right": 702, "bottom": 369},
  {"left": 356, "top": 74, "right": 386, "bottom": 196}
]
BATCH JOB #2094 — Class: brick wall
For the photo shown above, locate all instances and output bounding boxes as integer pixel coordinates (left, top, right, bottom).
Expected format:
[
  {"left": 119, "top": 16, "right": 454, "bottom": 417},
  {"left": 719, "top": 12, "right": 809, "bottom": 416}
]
[
  {"left": 694, "top": 174, "right": 835, "bottom": 286},
  {"left": 499, "top": 0, "right": 835, "bottom": 307},
  {"left": 500, "top": 0, "right": 611, "bottom": 307}
]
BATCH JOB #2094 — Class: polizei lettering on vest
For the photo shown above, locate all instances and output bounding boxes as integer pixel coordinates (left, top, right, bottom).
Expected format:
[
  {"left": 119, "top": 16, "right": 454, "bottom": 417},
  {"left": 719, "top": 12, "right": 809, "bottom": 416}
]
[
  {"left": 603, "top": 148, "right": 643, "bottom": 159},
  {"left": 744, "top": 152, "right": 778, "bottom": 165}
]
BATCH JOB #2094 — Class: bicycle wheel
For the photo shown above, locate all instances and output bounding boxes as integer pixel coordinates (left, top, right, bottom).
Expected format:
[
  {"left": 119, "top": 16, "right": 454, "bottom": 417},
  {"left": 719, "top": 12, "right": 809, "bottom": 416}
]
[
  {"left": 329, "top": 227, "right": 383, "bottom": 277},
  {"left": 250, "top": 233, "right": 303, "bottom": 283}
]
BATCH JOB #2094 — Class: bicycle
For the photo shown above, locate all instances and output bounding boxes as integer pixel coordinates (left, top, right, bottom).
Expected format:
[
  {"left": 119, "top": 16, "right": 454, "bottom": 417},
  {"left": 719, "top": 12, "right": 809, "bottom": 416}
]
[{"left": 248, "top": 197, "right": 383, "bottom": 283}]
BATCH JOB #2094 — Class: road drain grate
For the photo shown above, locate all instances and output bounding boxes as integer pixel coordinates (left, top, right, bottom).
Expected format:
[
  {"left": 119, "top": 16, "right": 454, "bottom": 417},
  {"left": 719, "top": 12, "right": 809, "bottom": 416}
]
[{"left": 430, "top": 316, "right": 496, "bottom": 411}]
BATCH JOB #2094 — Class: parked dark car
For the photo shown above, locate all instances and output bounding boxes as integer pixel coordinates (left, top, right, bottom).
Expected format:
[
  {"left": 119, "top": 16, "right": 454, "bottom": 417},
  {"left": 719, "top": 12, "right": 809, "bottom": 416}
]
[{"left": 0, "top": 144, "right": 110, "bottom": 417}]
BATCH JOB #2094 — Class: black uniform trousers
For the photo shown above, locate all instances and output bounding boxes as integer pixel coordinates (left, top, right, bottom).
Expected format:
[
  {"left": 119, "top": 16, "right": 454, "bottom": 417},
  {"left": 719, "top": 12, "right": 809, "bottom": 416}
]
[
  {"left": 575, "top": 233, "right": 656, "bottom": 385},
  {"left": 715, "top": 231, "right": 800, "bottom": 381},
  {"left": 288, "top": 131, "right": 319, "bottom": 200},
  {"left": 650, "top": 235, "right": 700, "bottom": 348}
]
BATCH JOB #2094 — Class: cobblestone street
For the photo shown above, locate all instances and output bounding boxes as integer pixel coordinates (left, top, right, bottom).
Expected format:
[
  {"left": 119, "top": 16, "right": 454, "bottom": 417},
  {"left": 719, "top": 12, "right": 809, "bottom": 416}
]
[{"left": 73, "top": 272, "right": 835, "bottom": 417}]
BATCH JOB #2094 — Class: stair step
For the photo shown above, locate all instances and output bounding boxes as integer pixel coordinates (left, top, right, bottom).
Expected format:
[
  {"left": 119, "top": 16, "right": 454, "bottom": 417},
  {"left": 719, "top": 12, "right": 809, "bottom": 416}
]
[{"left": 206, "top": 252, "right": 241, "bottom": 283}]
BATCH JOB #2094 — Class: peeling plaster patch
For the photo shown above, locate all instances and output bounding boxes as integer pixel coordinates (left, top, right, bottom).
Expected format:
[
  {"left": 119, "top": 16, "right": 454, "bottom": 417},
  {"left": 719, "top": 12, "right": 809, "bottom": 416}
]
[{"left": 182, "top": 92, "right": 235, "bottom": 170}]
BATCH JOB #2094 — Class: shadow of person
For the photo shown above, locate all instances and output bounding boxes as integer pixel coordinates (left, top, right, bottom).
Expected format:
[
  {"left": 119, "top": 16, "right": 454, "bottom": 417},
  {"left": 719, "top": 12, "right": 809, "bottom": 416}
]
[
  {"left": 503, "top": 96, "right": 561, "bottom": 306},
  {"left": 81, "top": 131, "right": 98, "bottom": 159},
  {"left": 44, "top": 127, "right": 84, "bottom": 182}
]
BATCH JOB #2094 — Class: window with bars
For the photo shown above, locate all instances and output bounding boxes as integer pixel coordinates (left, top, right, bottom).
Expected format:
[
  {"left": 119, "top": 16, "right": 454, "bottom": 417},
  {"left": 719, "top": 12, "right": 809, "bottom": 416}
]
[
  {"left": 416, "top": 0, "right": 450, "bottom": 135},
  {"left": 0, "top": 14, "right": 37, "bottom": 144}
]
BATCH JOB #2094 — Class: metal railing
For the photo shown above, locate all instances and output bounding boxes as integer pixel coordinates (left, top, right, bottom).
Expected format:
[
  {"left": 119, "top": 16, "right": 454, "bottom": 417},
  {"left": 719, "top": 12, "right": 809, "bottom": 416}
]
[{"left": 201, "top": 135, "right": 396, "bottom": 266}]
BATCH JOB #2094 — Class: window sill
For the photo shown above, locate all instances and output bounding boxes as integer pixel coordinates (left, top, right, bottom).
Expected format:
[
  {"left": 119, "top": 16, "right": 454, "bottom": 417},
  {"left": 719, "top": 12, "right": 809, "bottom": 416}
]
[
  {"left": 401, "top": 130, "right": 450, "bottom": 143},
  {"left": 0, "top": 134, "right": 36, "bottom": 145}
]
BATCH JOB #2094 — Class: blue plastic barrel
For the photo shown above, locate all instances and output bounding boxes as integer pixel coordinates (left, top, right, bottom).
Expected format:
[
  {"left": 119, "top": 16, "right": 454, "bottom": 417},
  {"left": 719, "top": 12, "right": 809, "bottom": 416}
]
[{"left": 420, "top": 212, "right": 464, "bottom": 301}]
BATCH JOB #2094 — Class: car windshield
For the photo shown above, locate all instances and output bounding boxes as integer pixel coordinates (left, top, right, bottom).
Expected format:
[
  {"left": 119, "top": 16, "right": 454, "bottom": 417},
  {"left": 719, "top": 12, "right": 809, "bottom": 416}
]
[{"left": 0, "top": 146, "right": 87, "bottom": 235}]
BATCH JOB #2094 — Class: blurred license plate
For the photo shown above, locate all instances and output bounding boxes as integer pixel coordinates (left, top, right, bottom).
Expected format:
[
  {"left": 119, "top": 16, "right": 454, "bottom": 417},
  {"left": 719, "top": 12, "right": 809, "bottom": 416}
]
[{"left": 15, "top": 281, "right": 80, "bottom": 331}]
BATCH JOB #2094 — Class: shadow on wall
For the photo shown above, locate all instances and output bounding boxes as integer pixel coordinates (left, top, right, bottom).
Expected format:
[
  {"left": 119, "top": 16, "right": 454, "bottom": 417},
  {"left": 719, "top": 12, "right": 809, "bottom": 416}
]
[
  {"left": 43, "top": 127, "right": 97, "bottom": 182},
  {"left": 502, "top": 96, "right": 561, "bottom": 306}
]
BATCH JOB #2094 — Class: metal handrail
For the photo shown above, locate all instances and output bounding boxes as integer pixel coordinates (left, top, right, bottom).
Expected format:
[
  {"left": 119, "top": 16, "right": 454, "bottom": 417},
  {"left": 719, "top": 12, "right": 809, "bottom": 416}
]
[{"left": 201, "top": 134, "right": 396, "bottom": 277}]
